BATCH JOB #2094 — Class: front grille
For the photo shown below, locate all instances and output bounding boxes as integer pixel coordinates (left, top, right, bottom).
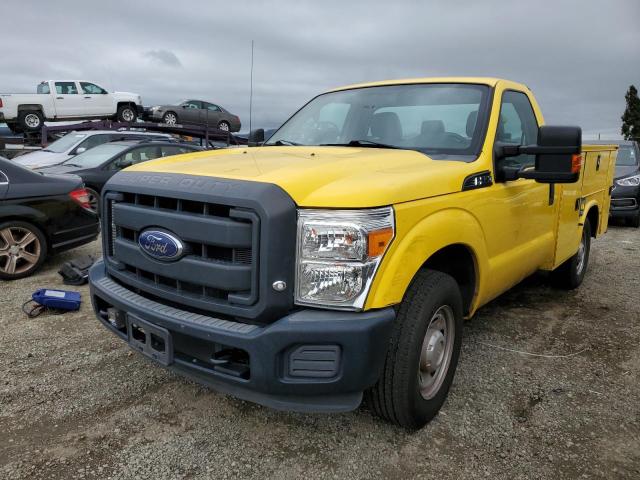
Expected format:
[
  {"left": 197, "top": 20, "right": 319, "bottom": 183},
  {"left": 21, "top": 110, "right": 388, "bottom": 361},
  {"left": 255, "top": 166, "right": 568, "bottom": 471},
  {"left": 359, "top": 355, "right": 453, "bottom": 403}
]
[
  {"left": 105, "top": 191, "right": 260, "bottom": 317},
  {"left": 101, "top": 172, "right": 297, "bottom": 322}
]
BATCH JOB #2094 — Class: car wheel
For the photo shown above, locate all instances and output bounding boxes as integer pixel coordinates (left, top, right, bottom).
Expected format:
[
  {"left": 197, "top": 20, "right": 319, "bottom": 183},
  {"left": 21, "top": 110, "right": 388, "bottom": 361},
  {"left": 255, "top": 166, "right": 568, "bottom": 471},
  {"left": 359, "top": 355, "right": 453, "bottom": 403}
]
[
  {"left": 18, "top": 111, "right": 44, "bottom": 132},
  {"left": 0, "top": 221, "right": 48, "bottom": 280},
  {"left": 162, "top": 112, "right": 178, "bottom": 126},
  {"left": 552, "top": 218, "right": 591, "bottom": 289},
  {"left": 365, "top": 269, "right": 463, "bottom": 429},
  {"left": 218, "top": 121, "right": 230, "bottom": 132},
  {"left": 85, "top": 188, "right": 100, "bottom": 215},
  {"left": 117, "top": 105, "right": 137, "bottom": 123}
]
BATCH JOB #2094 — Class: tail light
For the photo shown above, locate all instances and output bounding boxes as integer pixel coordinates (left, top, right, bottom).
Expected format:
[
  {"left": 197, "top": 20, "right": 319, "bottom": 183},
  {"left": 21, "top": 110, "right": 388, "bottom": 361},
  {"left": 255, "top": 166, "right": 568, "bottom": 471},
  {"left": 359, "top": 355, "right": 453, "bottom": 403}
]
[
  {"left": 0, "top": 98, "right": 3, "bottom": 108},
  {"left": 69, "top": 188, "right": 92, "bottom": 211}
]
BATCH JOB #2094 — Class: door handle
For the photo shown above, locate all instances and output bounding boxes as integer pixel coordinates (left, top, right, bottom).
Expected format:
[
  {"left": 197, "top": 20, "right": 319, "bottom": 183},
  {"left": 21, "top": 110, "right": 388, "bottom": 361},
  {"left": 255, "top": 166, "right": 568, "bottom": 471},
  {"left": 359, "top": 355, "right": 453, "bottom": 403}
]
[
  {"left": 596, "top": 155, "right": 601, "bottom": 171},
  {"left": 84, "top": 96, "right": 91, "bottom": 99},
  {"left": 56, "top": 96, "right": 64, "bottom": 99}
]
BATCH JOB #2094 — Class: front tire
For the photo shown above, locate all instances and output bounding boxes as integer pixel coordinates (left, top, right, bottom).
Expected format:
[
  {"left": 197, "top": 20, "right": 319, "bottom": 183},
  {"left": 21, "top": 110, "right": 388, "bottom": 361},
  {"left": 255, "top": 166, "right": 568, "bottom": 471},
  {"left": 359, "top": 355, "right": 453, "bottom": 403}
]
[
  {"left": 552, "top": 218, "right": 591, "bottom": 289},
  {"left": 365, "top": 269, "right": 463, "bottom": 429},
  {"left": 162, "top": 111, "right": 178, "bottom": 126},
  {"left": 0, "top": 221, "right": 48, "bottom": 280},
  {"left": 17, "top": 110, "right": 44, "bottom": 132},
  {"left": 116, "top": 105, "right": 137, "bottom": 123}
]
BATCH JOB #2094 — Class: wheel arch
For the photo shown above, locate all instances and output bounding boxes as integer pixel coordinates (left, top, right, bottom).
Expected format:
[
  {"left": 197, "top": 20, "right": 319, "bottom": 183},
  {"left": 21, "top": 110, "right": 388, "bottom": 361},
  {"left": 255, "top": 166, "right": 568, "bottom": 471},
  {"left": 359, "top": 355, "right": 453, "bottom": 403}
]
[
  {"left": 365, "top": 208, "right": 488, "bottom": 317},
  {"left": 585, "top": 204, "right": 599, "bottom": 238},
  {"left": 17, "top": 104, "right": 45, "bottom": 113},
  {"left": 0, "top": 215, "right": 51, "bottom": 249}
]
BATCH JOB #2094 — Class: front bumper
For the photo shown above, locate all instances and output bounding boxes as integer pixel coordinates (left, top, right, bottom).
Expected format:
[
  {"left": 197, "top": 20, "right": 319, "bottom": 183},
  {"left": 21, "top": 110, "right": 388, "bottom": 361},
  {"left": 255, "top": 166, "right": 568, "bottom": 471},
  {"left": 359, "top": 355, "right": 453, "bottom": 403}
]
[
  {"left": 610, "top": 184, "right": 640, "bottom": 218},
  {"left": 89, "top": 261, "right": 395, "bottom": 412}
]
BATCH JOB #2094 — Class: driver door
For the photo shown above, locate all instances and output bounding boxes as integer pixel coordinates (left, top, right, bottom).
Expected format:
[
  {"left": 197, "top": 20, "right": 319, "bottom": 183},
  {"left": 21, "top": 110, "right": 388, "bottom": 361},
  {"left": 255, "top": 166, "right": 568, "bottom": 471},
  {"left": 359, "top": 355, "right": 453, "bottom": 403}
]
[{"left": 481, "top": 89, "right": 557, "bottom": 300}]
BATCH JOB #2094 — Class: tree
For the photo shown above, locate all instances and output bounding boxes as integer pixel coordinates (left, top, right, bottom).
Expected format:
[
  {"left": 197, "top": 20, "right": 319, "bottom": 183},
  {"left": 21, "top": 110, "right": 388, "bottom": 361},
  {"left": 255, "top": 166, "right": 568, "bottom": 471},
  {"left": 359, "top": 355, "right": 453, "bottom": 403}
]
[{"left": 621, "top": 85, "right": 640, "bottom": 140}]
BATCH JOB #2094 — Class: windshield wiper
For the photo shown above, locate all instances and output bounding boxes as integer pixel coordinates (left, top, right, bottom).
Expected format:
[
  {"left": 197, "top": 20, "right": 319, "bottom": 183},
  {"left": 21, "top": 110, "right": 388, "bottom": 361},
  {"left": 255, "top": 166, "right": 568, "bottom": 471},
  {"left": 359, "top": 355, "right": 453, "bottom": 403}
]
[
  {"left": 321, "top": 140, "right": 402, "bottom": 149},
  {"left": 272, "top": 139, "right": 299, "bottom": 146}
]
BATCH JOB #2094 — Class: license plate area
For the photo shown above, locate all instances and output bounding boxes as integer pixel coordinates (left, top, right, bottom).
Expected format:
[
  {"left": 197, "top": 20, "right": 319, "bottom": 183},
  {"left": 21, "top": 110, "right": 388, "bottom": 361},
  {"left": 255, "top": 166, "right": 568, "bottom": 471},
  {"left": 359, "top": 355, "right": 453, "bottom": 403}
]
[{"left": 127, "top": 315, "right": 173, "bottom": 366}]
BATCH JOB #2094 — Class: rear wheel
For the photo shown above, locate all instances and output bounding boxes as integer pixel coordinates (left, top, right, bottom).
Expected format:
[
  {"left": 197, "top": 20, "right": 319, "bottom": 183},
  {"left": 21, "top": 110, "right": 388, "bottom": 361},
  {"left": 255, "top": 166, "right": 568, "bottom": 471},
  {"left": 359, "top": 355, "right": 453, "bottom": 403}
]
[
  {"left": 0, "top": 221, "right": 47, "bottom": 280},
  {"left": 116, "top": 105, "right": 137, "bottom": 123},
  {"left": 552, "top": 218, "right": 591, "bottom": 289},
  {"left": 218, "top": 121, "right": 230, "bottom": 132},
  {"left": 365, "top": 269, "right": 463, "bottom": 429},
  {"left": 18, "top": 110, "right": 44, "bottom": 132}
]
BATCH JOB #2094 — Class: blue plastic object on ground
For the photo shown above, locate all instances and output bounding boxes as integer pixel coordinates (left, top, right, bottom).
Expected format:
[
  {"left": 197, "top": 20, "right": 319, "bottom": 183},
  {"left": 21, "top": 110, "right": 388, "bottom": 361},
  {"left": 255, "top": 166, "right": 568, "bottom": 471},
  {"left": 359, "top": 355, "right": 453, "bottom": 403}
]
[{"left": 32, "top": 289, "right": 81, "bottom": 311}]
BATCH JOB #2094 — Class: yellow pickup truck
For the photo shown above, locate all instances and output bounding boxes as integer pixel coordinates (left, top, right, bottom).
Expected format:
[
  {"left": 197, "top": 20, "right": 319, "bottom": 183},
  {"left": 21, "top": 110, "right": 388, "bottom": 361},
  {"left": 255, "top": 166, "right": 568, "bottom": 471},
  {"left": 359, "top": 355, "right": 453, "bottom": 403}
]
[{"left": 89, "top": 77, "right": 616, "bottom": 429}]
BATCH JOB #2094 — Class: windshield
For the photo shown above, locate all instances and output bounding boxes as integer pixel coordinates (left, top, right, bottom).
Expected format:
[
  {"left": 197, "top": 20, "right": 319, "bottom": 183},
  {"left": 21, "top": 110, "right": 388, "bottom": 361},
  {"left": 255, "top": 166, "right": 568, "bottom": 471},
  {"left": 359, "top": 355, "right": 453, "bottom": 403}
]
[
  {"left": 63, "top": 143, "right": 129, "bottom": 168},
  {"left": 616, "top": 145, "right": 638, "bottom": 166},
  {"left": 45, "top": 133, "right": 87, "bottom": 153},
  {"left": 267, "top": 83, "right": 491, "bottom": 159}
]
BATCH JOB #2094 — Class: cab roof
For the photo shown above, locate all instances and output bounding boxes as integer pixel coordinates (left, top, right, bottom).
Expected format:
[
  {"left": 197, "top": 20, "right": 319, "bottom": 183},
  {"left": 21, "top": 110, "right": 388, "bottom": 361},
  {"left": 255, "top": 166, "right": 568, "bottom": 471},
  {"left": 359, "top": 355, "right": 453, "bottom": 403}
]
[{"left": 330, "top": 77, "right": 519, "bottom": 92}]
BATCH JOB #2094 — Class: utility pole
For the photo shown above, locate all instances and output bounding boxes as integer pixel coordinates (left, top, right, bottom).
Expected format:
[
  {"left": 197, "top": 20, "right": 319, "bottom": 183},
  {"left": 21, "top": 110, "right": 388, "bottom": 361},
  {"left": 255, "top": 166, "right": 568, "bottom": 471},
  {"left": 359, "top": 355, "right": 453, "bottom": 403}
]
[{"left": 249, "top": 40, "right": 254, "bottom": 134}]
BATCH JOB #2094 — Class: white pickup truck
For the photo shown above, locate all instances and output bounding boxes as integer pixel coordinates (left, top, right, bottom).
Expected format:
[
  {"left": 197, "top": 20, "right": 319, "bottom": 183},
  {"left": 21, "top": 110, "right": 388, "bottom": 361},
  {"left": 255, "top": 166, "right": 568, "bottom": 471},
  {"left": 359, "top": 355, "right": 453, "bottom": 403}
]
[{"left": 0, "top": 80, "right": 143, "bottom": 133}]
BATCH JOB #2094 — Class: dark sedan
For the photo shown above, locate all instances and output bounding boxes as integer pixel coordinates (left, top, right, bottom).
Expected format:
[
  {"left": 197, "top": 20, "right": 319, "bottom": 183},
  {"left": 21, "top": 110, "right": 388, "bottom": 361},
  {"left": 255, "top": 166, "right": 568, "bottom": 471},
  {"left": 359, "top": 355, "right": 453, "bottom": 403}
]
[
  {"left": 591, "top": 140, "right": 640, "bottom": 227},
  {"left": 146, "top": 100, "right": 241, "bottom": 132},
  {"left": 0, "top": 157, "right": 99, "bottom": 280},
  {"left": 35, "top": 140, "right": 201, "bottom": 213}
]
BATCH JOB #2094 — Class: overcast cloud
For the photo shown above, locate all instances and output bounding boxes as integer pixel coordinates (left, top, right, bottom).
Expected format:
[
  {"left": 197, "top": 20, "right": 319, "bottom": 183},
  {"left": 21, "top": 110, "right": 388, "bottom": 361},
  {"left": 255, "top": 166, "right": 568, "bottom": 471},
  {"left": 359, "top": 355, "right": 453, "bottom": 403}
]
[{"left": 2, "top": 0, "right": 639, "bottom": 137}]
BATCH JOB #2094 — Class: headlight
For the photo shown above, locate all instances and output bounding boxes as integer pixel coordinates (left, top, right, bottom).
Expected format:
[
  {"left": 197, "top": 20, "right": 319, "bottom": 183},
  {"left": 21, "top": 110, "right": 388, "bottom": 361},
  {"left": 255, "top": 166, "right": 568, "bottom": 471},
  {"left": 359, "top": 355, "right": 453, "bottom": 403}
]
[
  {"left": 295, "top": 207, "right": 394, "bottom": 310},
  {"left": 616, "top": 174, "right": 640, "bottom": 187}
]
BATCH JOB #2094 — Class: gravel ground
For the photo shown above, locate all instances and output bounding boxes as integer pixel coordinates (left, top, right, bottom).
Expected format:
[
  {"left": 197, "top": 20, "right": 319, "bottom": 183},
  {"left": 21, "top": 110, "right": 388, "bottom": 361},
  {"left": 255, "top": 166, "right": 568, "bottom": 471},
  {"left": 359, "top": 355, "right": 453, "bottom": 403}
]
[{"left": 1, "top": 224, "right": 639, "bottom": 480}]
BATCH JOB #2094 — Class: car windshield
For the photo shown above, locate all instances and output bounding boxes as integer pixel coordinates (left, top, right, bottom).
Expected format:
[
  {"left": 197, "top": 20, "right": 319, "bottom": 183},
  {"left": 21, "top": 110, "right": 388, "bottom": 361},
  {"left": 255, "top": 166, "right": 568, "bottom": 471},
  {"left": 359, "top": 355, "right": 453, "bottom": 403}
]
[
  {"left": 266, "top": 83, "right": 491, "bottom": 159},
  {"left": 44, "top": 133, "right": 87, "bottom": 153},
  {"left": 616, "top": 145, "right": 637, "bottom": 166},
  {"left": 63, "top": 143, "right": 130, "bottom": 168}
]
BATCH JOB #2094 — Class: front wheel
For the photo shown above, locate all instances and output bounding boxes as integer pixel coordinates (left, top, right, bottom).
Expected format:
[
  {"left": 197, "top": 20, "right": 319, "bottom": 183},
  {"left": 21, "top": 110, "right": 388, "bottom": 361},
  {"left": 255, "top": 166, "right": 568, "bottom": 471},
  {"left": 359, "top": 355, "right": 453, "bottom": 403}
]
[
  {"left": 162, "top": 111, "right": 178, "bottom": 126},
  {"left": 0, "top": 221, "right": 48, "bottom": 280},
  {"left": 365, "top": 269, "right": 463, "bottom": 429},
  {"left": 552, "top": 218, "right": 591, "bottom": 289},
  {"left": 116, "top": 105, "right": 137, "bottom": 123}
]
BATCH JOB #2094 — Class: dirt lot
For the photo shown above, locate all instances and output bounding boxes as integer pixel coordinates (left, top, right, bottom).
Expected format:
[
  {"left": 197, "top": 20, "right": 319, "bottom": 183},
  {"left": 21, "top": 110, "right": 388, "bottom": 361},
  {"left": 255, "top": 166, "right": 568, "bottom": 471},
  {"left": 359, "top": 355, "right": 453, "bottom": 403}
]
[{"left": 1, "top": 224, "right": 639, "bottom": 480}]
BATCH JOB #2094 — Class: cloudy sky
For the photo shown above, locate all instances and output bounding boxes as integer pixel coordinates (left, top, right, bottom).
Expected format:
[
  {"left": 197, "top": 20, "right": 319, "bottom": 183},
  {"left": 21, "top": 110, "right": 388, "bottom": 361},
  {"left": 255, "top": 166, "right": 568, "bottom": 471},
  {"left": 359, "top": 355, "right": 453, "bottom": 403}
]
[{"left": 3, "top": 0, "right": 639, "bottom": 138}]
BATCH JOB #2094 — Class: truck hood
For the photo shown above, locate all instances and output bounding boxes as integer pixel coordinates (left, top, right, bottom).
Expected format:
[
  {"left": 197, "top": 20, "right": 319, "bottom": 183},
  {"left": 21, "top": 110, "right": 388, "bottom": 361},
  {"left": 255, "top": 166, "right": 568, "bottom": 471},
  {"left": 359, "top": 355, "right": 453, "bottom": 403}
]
[{"left": 124, "top": 146, "right": 478, "bottom": 207}]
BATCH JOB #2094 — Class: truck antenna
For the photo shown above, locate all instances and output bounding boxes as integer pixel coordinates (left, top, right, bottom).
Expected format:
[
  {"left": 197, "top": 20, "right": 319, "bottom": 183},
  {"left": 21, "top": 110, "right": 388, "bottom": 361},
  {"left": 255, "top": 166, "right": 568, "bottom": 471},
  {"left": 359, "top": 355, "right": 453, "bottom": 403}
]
[{"left": 249, "top": 40, "right": 254, "bottom": 134}]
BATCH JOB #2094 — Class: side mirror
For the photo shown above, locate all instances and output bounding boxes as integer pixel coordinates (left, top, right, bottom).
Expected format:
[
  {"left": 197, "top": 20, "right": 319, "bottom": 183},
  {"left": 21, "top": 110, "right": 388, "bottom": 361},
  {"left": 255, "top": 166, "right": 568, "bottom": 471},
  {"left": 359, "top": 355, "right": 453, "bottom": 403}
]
[
  {"left": 75, "top": 147, "right": 87, "bottom": 155},
  {"left": 496, "top": 125, "right": 582, "bottom": 184},
  {"left": 248, "top": 128, "right": 265, "bottom": 146}
]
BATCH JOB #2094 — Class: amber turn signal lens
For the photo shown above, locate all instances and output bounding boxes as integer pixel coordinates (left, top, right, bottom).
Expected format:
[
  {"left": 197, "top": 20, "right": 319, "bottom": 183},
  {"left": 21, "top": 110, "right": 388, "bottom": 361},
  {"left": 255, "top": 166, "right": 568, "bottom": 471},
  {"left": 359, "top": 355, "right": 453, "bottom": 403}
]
[
  {"left": 368, "top": 227, "right": 393, "bottom": 257},
  {"left": 571, "top": 154, "right": 582, "bottom": 174}
]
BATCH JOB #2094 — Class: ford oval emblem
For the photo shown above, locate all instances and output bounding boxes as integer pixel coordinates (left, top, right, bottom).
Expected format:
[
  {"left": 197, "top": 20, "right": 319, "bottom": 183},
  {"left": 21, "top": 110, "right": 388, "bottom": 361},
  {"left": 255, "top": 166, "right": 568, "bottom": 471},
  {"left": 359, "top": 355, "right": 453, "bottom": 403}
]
[{"left": 138, "top": 230, "right": 184, "bottom": 261}]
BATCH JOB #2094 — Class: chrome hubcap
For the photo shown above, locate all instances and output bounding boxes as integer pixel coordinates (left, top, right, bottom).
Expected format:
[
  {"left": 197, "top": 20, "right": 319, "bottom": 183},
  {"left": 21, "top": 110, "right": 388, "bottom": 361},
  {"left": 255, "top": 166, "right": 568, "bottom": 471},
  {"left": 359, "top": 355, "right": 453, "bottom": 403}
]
[
  {"left": 122, "top": 109, "right": 135, "bottom": 122},
  {"left": 164, "top": 114, "right": 177, "bottom": 125},
  {"left": 0, "top": 227, "right": 41, "bottom": 275},
  {"left": 419, "top": 305, "right": 455, "bottom": 400},
  {"left": 25, "top": 114, "right": 40, "bottom": 128}
]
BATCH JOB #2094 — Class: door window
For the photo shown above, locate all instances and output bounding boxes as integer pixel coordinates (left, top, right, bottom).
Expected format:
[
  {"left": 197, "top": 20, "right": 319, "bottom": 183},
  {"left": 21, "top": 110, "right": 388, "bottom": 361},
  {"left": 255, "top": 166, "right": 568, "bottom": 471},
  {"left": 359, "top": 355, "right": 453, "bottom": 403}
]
[
  {"left": 80, "top": 82, "right": 107, "bottom": 94},
  {"left": 205, "top": 103, "right": 221, "bottom": 112},
  {"left": 160, "top": 145, "right": 195, "bottom": 157},
  {"left": 182, "top": 100, "right": 202, "bottom": 109},
  {"left": 77, "top": 134, "right": 113, "bottom": 152},
  {"left": 496, "top": 91, "right": 539, "bottom": 167},
  {"left": 115, "top": 146, "right": 161, "bottom": 169},
  {"left": 55, "top": 82, "right": 78, "bottom": 95}
]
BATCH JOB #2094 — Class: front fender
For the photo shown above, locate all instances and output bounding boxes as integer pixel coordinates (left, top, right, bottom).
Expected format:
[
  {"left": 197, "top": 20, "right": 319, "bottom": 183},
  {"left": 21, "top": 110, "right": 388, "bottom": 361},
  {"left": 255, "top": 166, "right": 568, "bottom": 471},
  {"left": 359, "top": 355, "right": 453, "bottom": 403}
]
[{"left": 365, "top": 208, "right": 488, "bottom": 314}]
